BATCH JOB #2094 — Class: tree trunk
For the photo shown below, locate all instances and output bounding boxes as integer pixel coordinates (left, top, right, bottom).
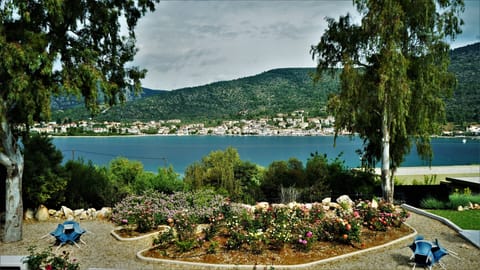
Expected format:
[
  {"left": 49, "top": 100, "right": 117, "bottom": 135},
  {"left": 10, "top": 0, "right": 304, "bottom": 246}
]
[
  {"left": 0, "top": 117, "right": 24, "bottom": 242},
  {"left": 381, "top": 112, "right": 394, "bottom": 203}
]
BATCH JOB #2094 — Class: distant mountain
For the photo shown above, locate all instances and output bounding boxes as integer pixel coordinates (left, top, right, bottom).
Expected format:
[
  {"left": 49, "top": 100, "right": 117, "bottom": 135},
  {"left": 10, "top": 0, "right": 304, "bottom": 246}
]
[
  {"left": 50, "top": 87, "right": 165, "bottom": 110},
  {"left": 446, "top": 42, "right": 480, "bottom": 123},
  {"left": 51, "top": 43, "right": 479, "bottom": 124}
]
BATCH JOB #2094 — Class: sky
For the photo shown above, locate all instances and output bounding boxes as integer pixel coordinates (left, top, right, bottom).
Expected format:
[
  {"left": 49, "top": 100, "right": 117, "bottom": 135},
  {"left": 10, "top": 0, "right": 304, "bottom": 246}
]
[{"left": 132, "top": 0, "right": 480, "bottom": 90}]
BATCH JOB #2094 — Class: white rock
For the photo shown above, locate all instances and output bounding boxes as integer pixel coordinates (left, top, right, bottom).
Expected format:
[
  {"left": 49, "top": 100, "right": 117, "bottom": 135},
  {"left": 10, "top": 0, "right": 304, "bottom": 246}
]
[
  {"left": 371, "top": 198, "right": 379, "bottom": 209},
  {"left": 322, "top": 197, "right": 331, "bottom": 204},
  {"left": 79, "top": 211, "right": 88, "bottom": 220},
  {"left": 255, "top": 202, "right": 269, "bottom": 210},
  {"left": 74, "top": 209, "right": 84, "bottom": 216},
  {"left": 54, "top": 210, "right": 64, "bottom": 218},
  {"left": 96, "top": 207, "right": 112, "bottom": 220},
  {"left": 336, "top": 195, "right": 354, "bottom": 206},
  {"left": 35, "top": 205, "right": 49, "bottom": 221},
  {"left": 24, "top": 209, "right": 34, "bottom": 220},
  {"left": 457, "top": 205, "right": 464, "bottom": 211},
  {"left": 48, "top": 209, "right": 57, "bottom": 216},
  {"left": 62, "top": 206, "right": 73, "bottom": 218}
]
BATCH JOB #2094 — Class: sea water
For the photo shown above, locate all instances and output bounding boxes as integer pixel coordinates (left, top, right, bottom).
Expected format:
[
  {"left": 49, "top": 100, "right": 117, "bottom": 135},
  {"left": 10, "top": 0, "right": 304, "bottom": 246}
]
[{"left": 52, "top": 136, "right": 480, "bottom": 174}]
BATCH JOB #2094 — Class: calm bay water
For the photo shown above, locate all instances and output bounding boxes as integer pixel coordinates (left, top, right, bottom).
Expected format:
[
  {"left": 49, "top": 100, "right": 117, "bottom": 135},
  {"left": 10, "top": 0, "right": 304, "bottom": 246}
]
[{"left": 52, "top": 136, "right": 480, "bottom": 174}]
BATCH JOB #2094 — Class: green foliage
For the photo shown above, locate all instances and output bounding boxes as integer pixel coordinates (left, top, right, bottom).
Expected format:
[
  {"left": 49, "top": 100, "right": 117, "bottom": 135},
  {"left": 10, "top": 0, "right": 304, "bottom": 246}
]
[
  {"left": 149, "top": 199, "right": 406, "bottom": 256},
  {"left": 23, "top": 246, "right": 79, "bottom": 270},
  {"left": 52, "top": 68, "right": 339, "bottom": 122},
  {"left": 448, "top": 188, "right": 480, "bottom": 209},
  {"left": 420, "top": 197, "right": 446, "bottom": 209},
  {"left": 184, "top": 147, "right": 262, "bottom": 202},
  {"left": 261, "top": 153, "right": 378, "bottom": 203},
  {"left": 423, "top": 174, "right": 438, "bottom": 185},
  {"left": 311, "top": 0, "right": 465, "bottom": 202},
  {"left": 22, "top": 133, "right": 67, "bottom": 209},
  {"left": 446, "top": 43, "right": 480, "bottom": 123},
  {"left": 132, "top": 166, "right": 184, "bottom": 194},
  {"left": 0, "top": 0, "right": 159, "bottom": 241},
  {"left": 63, "top": 159, "right": 115, "bottom": 209}
]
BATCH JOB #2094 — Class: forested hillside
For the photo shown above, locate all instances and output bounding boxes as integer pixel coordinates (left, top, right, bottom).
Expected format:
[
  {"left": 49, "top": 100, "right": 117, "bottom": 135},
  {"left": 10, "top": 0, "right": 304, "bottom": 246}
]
[
  {"left": 447, "top": 43, "right": 480, "bottom": 123},
  {"left": 52, "top": 43, "right": 479, "bottom": 124}
]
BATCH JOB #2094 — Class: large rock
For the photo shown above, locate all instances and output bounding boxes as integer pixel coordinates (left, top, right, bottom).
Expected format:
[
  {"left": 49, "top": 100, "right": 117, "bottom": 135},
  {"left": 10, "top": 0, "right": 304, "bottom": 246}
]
[
  {"left": 35, "top": 205, "right": 50, "bottom": 221},
  {"left": 336, "top": 195, "right": 354, "bottom": 207},
  {"left": 24, "top": 209, "right": 34, "bottom": 220},
  {"left": 96, "top": 207, "right": 112, "bottom": 220},
  {"left": 61, "top": 206, "right": 74, "bottom": 219},
  {"left": 74, "top": 209, "right": 85, "bottom": 217},
  {"left": 321, "top": 197, "right": 331, "bottom": 204}
]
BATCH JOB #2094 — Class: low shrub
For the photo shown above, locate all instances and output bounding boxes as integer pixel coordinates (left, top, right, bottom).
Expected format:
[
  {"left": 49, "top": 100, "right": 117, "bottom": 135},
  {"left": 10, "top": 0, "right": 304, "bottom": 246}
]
[
  {"left": 23, "top": 246, "right": 79, "bottom": 270},
  {"left": 448, "top": 188, "right": 480, "bottom": 209},
  {"left": 150, "top": 199, "right": 408, "bottom": 256},
  {"left": 420, "top": 197, "right": 446, "bottom": 209}
]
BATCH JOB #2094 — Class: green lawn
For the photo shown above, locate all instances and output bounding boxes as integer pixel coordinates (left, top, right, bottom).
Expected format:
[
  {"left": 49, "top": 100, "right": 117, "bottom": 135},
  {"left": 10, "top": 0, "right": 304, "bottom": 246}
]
[{"left": 428, "top": 210, "right": 480, "bottom": 230}]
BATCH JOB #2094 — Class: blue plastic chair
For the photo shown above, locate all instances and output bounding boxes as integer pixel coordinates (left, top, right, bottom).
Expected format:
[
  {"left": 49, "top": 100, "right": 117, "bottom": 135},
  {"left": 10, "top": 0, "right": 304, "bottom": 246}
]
[
  {"left": 412, "top": 240, "right": 434, "bottom": 269},
  {"left": 44, "top": 221, "right": 87, "bottom": 250},
  {"left": 409, "top": 236, "right": 451, "bottom": 270}
]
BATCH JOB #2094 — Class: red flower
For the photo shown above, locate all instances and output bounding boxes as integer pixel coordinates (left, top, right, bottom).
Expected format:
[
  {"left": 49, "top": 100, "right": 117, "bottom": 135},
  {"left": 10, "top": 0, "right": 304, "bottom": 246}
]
[{"left": 45, "top": 265, "right": 53, "bottom": 270}]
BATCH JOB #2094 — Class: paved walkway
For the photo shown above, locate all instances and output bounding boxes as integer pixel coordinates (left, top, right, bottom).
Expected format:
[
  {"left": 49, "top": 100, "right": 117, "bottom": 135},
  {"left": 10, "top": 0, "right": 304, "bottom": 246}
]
[{"left": 402, "top": 204, "right": 480, "bottom": 249}]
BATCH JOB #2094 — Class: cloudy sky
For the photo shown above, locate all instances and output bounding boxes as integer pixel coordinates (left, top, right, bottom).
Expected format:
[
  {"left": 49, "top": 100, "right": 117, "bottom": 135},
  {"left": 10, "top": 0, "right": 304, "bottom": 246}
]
[{"left": 133, "top": 0, "right": 480, "bottom": 90}]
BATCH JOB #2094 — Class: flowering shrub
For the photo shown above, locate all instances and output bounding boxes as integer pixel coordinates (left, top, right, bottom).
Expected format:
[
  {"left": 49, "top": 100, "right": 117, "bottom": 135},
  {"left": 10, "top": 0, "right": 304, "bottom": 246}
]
[
  {"left": 23, "top": 246, "right": 79, "bottom": 270},
  {"left": 318, "top": 212, "right": 362, "bottom": 244},
  {"left": 357, "top": 199, "right": 409, "bottom": 231},
  {"left": 131, "top": 196, "right": 411, "bottom": 256},
  {"left": 112, "top": 189, "right": 229, "bottom": 233}
]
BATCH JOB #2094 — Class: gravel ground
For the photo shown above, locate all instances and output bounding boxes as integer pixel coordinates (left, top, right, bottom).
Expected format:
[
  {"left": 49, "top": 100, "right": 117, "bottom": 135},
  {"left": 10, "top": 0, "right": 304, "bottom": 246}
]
[{"left": 1, "top": 212, "right": 479, "bottom": 270}]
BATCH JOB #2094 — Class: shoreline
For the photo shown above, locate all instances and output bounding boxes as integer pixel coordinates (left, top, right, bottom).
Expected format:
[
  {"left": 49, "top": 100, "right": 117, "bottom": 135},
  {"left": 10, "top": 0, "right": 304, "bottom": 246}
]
[
  {"left": 50, "top": 133, "right": 480, "bottom": 139},
  {"left": 374, "top": 164, "right": 479, "bottom": 176}
]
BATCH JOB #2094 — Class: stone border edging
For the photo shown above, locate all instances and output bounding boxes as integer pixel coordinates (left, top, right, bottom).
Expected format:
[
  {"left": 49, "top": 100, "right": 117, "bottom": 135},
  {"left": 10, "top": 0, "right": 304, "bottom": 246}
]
[
  {"left": 135, "top": 223, "right": 417, "bottom": 269},
  {"left": 401, "top": 203, "right": 479, "bottom": 249},
  {"left": 401, "top": 204, "right": 462, "bottom": 232},
  {"left": 110, "top": 225, "right": 170, "bottom": 241}
]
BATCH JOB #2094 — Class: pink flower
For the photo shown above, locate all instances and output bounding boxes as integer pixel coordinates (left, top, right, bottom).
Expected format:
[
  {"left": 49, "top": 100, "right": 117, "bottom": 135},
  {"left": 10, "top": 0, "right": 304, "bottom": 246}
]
[
  {"left": 353, "top": 211, "right": 360, "bottom": 218},
  {"left": 306, "top": 231, "right": 313, "bottom": 238},
  {"left": 121, "top": 219, "right": 128, "bottom": 224}
]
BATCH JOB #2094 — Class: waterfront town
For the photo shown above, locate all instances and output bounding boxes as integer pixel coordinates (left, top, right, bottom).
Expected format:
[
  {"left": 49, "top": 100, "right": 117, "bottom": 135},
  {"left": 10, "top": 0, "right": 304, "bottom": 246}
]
[{"left": 31, "top": 111, "right": 480, "bottom": 137}]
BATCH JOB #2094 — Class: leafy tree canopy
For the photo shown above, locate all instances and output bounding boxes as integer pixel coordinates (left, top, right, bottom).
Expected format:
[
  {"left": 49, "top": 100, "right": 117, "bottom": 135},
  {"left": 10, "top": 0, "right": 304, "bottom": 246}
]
[
  {"left": 0, "top": 0, "right": 159, "bottom": 242},
  {"left": 311, "top": 0, "right": 464, "bottom": 202}
]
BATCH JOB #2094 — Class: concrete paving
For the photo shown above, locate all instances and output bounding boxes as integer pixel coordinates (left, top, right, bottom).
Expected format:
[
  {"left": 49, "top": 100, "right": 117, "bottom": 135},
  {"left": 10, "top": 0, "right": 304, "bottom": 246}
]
[{"left": 402, "top": 204, "right": 480, "bottom": 249}]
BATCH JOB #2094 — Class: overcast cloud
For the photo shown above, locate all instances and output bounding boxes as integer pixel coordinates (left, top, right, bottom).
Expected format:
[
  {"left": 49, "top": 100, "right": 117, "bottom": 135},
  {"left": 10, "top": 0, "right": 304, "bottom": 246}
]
[{"left": 133, "top": 0, "right": 480, "bottom": 90}]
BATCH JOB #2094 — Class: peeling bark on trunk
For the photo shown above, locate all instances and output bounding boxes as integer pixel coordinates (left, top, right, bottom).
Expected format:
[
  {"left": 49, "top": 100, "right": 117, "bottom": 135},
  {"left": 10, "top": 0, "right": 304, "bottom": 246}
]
[
  {"left": 1, "top": 117, "right": 24, "bottom": 242},
  {"left": 381, "top": 112, "right": 394, "bottom": 203}
]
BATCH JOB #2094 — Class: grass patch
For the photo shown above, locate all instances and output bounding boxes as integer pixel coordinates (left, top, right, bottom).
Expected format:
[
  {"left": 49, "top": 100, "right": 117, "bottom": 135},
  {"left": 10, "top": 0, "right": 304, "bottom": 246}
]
[
  {"left": 427, "top": 210, "right": 480, "bottom": 230},
  {"left": 395, "top": 173, "right": 478, "bottom": 185}
]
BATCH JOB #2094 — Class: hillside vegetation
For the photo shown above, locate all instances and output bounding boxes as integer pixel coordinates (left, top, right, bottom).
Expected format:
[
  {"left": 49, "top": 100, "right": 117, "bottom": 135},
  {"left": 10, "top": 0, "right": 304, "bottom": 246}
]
[{"left": 52, "top": 43, "right": 479, "bottom": 124}]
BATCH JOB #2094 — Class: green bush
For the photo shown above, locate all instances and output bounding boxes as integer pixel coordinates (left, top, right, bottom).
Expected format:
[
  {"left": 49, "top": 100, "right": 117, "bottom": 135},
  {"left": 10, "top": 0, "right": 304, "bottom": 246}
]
[
  {"left": 64, "top": 159, "right": 116, "bottom": 209},
  {"left": 132, "top": 166, "right": 184, "bottom": 194},
  {"left": 23, "top": 134, "right": 68, "bottom": 209},
  {"left": 420, "top": 197, "right": 446, "bottom": 209},
  {"left": 23, "top": 246, "right": 79, "bottom": 270},
  {"left": 448, "top": 188, "right": 480, "bottom": 209}
]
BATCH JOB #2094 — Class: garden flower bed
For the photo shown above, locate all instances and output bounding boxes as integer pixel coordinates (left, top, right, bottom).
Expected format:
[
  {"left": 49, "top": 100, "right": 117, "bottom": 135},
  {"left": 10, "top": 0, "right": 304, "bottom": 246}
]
[{"left": 112, "top": 190, "right": 412, "bottom": 266}]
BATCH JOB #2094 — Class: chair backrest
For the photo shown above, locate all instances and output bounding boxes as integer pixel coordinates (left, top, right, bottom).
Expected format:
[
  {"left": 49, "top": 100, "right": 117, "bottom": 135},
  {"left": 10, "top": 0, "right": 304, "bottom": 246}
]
[
  {"left": 432, "top": 239, "right": 448, "bottom": 263},
  {"left": 414, "top": 240, "right": 434, "bottom": 266},
  {"left": 50, "top": 224, "right": 65, "bottom": 237}
]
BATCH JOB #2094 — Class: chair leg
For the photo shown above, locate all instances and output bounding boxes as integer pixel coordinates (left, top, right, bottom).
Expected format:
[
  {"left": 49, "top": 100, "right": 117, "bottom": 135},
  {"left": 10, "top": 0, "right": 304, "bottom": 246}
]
[
  {"left": 55, "top": 243, "right": 64, "bottom": 252},
  {"left": 72, "top": 241, "right": 81, "bottom": 249}
]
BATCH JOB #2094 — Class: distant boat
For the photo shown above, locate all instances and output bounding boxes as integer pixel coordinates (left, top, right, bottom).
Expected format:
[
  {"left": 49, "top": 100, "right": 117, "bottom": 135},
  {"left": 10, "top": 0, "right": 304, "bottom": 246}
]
[{"left": 462, "top": 138, "right": 467, "bottom": 144}]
